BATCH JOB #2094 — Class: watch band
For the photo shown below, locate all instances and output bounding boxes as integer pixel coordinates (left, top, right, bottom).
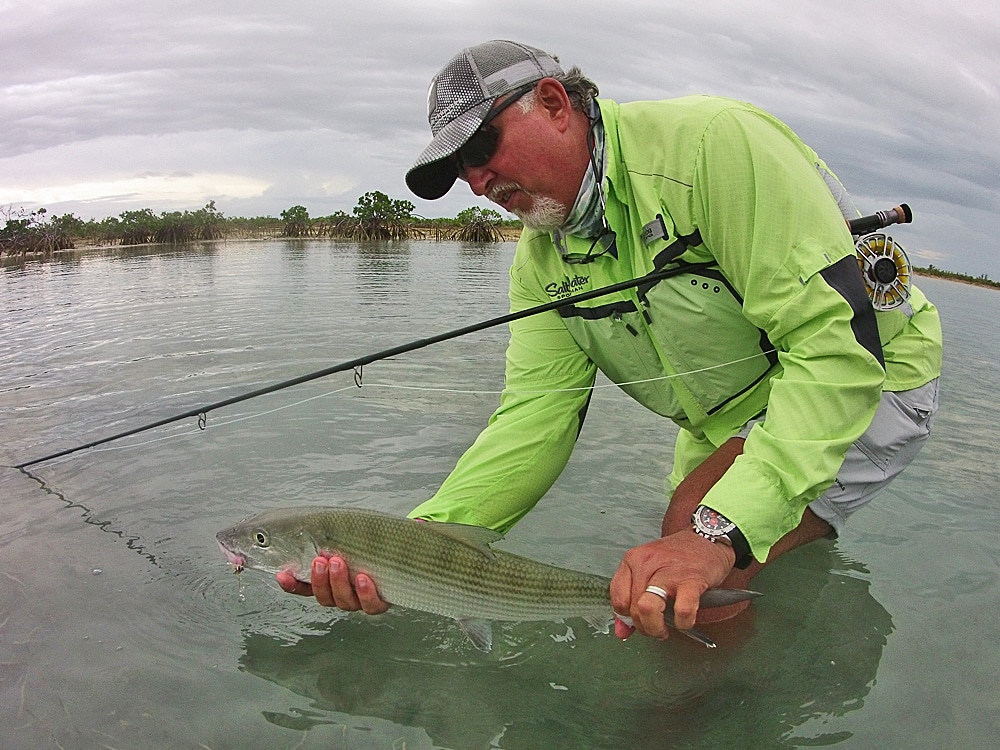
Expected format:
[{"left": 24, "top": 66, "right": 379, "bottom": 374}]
[
  {"left": 722, "top": 523, "right": 752, "bottom": 570},
  {"left": 692, "top": 505, "right": 753, "bottom": 569}
]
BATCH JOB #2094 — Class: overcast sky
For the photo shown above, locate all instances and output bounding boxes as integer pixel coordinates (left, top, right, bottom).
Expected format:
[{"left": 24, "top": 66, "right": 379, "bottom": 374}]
[{"left": 3, "top": 0, "right": 998, "bottom": 276}]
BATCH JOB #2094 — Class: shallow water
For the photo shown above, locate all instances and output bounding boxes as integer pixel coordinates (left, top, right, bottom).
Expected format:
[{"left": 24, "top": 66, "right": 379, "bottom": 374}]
[{"left": 1, "top": 240, "right": 997, "bottom": 749}]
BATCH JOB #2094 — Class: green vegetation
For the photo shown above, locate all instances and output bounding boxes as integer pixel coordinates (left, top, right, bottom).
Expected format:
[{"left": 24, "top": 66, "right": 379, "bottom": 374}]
[
  {"left": 914, "top": 265, "right": 999, "bottom": 290},
  {"left": 350, "top": 191, "right": 415, "bottom": 240},
  {"left": 0, "top": 207, "right": 76, "bottom": 255},
  {"left": 279, "top": 205, "right": 312, "bottom": 237},
  {"left": 452, "top": 207, "right": 506, "bottom": 242},
  {"left": 5, "top": 196, "right": 994, "bottom": 291},
  {"left": 1, "top": 191, "right": 522, "bottom": 259}
]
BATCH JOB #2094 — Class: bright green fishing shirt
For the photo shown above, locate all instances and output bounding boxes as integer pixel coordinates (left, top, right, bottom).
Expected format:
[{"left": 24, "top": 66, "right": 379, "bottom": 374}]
[{"left": 410, "top": 95, "right": 942, "bottom": 562}]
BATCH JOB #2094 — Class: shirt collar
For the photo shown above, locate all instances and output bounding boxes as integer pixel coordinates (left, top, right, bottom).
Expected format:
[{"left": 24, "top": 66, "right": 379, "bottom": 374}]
[{"left": 553, "top": 103, "right": 608, "bottom": 255}]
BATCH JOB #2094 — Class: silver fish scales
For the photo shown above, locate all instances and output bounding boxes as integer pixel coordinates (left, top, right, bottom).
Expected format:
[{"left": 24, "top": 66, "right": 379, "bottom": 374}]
[{"left": 216, "top": 506, "right": 759, "bottom": 651}]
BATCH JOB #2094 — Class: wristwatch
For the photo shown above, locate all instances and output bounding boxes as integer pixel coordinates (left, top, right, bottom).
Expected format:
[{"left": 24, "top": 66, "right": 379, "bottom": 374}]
[{"left": 691, "top": 505, "right": 752, "bottom": 569}]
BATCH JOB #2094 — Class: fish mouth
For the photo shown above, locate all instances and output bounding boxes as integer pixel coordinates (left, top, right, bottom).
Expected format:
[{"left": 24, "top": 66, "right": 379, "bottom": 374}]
[{"left": 217, "top": 539, "right": 246, "bottom": 573}]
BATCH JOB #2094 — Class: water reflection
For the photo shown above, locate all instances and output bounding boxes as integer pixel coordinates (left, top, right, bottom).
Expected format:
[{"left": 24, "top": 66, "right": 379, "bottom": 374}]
[
  {"left": 12, "top": 242, "right": 983, "bottom": 749},
  {"left": 239, "top": 541, "right": 891, "bottom": 749},
  {"left": 356, "top": 241, "right": 412, "bottom": 303}
]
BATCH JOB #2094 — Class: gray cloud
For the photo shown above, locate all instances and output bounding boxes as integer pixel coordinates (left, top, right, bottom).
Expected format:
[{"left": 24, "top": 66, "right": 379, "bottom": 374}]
[{"left": 3, "top": 0, "right": 997, "bottom": 275}]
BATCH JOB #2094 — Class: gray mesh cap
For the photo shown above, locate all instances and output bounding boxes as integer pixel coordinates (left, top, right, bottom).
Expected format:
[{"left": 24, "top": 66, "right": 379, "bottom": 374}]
[{"left": 405, "top": 40, "right": 564, "bottom": 200}]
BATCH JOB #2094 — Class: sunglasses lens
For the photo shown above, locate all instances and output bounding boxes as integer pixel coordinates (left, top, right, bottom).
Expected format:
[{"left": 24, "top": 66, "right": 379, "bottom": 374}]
[
  {"left": 457, "top": 125, "right": 499, "bottom": 170},
  {"left": 564, "top": 229, "right": 617, "bottom": 264}
]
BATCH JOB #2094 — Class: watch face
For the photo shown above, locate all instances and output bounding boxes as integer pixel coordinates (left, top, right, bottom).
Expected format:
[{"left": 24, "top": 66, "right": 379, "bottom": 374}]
[{"left": 695, "top": 505, "right": 735, "bottom": 536}]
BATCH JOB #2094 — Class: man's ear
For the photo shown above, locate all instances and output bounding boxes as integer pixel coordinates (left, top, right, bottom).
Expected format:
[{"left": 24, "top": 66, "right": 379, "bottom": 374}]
[{"left": 534, "top": 78, "right": 574, "bottom": 131}]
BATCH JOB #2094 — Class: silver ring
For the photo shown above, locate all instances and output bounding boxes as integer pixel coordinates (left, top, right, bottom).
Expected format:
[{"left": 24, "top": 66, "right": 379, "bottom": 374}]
[{"left": 644, "top": 585, "right": 669, "bottom": 601}]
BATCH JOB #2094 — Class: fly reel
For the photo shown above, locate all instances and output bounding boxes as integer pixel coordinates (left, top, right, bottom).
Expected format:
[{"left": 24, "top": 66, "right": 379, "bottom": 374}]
[{"left": 855, "top": 231, "right": 911, "bottom": 310}]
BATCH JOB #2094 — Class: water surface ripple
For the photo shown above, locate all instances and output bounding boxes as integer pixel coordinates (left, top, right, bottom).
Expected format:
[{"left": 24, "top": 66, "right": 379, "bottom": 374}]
[{"left": 1, "top": 242, "right": 997, "bottom": 749}]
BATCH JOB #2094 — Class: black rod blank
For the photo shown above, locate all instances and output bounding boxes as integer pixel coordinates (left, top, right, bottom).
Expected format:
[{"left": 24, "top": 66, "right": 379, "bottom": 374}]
[
  {"left": 16, "top": 203, "right": 909, "bottom": 470},
  {"left": 15, "top": 263, "right": 710, "bottom": 469}
]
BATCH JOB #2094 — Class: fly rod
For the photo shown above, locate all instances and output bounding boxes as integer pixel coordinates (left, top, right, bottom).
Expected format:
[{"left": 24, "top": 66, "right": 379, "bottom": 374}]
[
  {"left": 847, "top": 203, "right": 911, "bottom": 235},
  {"left": 15, "top": 204, "right": 909, "bottom": 470},
  {"left": 15, "top": 260, "right": 713, "bottom": 469}
]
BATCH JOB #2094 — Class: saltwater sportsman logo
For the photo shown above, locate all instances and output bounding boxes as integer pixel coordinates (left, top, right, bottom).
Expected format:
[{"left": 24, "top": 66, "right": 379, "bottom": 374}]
[{"left": 546, "top": 274, "right": 590, "bottom": 299}]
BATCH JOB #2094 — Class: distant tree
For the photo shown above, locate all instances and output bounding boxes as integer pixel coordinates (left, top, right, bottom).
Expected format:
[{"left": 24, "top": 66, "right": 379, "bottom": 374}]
[
  {"left": 51, "top": 212, "right": 86, "bottom": 237},
  {"left": 280, "top": 205, "right": 311, "bottom": 237},
  {"left": 350, "top": 191, "right": 415, "bottom": 240},
  {"left": 313, "top": 210, "right": 356, "bottom": 238},
  {"left": 0, "top": 206, "right": 75, "bottom": 256},
  {"left": 155, "top": 211, "right": 197, "bottom": 243},
  {"left": 352, "top": 191, "right": 414, "bottom": 223},
  {"left": 194, "top": 201, "right": 225, "bottom": 240},
  {"left": 118, "top": 208, "right": 159, "bottom": 245},
  {"left": 453, "top": 206, "right": 504, "bottom": 242}
]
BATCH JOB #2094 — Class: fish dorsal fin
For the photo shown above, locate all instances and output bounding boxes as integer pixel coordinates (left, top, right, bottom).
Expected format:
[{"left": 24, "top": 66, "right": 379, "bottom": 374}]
[
  {"left": 422, "top": 522, "right": 504, "bottom": 560},
  {"left": 455, "top": 617, "right": 494, "bottom": 652}
]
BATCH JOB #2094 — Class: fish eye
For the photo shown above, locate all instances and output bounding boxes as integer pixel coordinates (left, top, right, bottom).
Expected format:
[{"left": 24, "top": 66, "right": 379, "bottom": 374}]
[{"left": 254, "top": 530, "right": 269, "bottom": 547}]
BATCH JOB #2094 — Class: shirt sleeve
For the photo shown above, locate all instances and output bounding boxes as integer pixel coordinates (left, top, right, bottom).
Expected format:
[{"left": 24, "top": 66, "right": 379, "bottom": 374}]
[
  {"left": 407, "top": 255, "right": 596, "bottom": 532},
  {"left": 690, "top": 106, "right": 886, "bottom": 560}
]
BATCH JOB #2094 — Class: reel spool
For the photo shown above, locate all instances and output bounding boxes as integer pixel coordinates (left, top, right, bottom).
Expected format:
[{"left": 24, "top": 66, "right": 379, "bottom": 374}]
[{"left": 855, "top": 232, "right": 911, "bottom": 310}]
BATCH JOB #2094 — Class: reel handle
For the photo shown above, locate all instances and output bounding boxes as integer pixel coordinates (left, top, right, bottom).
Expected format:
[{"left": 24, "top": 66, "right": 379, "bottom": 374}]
[{"left": 848, "top": 203, "right": 912, "bottom": 235}]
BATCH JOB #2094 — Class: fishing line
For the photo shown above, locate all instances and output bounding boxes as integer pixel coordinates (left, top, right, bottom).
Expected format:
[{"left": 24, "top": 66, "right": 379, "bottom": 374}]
[
  {"left": 367, "top": 349, "right": 779, "bottom": 396},
  {"left": 39, "top": 385, "right": 364, "bottom": 466},
  {"left": 14, "top": 261, "right": 718, "bottom": 469},
  {"left": 11, "top": 204, "right": 908, "bottom": 470},
  {"left": 27, "top": 351, "right": 779, "bottom": 467}
]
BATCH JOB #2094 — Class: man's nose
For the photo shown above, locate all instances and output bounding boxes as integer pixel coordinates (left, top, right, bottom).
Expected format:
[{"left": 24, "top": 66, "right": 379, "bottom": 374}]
[{"left": 462, "top": 165, "right": 492, "bottom": 197}]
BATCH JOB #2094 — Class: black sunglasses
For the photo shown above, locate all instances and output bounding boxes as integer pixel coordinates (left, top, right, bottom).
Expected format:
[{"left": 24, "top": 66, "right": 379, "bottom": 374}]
[
  {"left": 563, "top": 227, "right": 618, "bottom": 265},
  {"left": 453, "top": 84, "right": 536, "bottom": 175}
]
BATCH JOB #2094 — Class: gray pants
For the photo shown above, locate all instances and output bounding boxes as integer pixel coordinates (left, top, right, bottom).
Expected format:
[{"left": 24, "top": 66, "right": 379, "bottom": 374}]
[{"left": 808, "top": 378, "right": 940, "bottom": 533}]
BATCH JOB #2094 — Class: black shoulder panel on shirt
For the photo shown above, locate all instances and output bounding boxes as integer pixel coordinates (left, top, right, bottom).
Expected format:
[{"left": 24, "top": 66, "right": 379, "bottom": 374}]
[
  {"left": 819, "top": 255, "right": 885, "bottom": 370},
  {"left": 575, "top": 389, "right": 593, "bottom": 439}
]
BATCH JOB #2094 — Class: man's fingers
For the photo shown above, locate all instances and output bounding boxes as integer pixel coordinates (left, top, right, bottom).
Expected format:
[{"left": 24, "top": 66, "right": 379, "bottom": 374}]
[
  {"left": 609, "top": 562, "right": 633, "bottom": 618},
  {"left": 614, "top": 616, "right": 636, "bottom": 639},
  {"left": 633, "top": 587, "right": 672, "bottom": 639},
  {"left": 314, "top": 556, "right": 361, "bottom": 609},
  {"left": 276, "top": 570, "right": 312, "bottom": 597},
  {"left": 670, "top": 584, "right": 704, "bottom": 631},
  {"left": 355, "top": 574, "right": 391, "bottom": 615}
]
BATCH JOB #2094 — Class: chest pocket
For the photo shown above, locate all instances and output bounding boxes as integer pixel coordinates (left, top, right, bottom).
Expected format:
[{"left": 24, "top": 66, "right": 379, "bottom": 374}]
[
  {"left": 556, "top": 232, "right": 779, "bottom": 422},
  {"left": 640, "top": 266, "right": 779, "bottom": 416}
]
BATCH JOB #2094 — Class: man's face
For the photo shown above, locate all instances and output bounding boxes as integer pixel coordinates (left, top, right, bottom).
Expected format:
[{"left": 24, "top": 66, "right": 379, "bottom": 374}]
[{"left": 457, "top": 89, "right": 586, "bottom": 231}]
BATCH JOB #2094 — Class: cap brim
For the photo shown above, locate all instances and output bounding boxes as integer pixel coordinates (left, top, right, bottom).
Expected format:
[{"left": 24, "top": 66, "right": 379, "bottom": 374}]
[
  {"left": 406, "top": 100, "right": 493, "bottom": 200},
  {"left": 406, "top": 159, "right": 460, "bottom": 201}
]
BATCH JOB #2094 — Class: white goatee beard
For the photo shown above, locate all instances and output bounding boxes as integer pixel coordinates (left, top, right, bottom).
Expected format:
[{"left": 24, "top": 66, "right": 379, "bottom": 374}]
[
  {"left": 489, "top": 182, "right": 568, "bottom": 232},
  {"left": 514, "top": 195, "right": 570, "bottom": 232}
]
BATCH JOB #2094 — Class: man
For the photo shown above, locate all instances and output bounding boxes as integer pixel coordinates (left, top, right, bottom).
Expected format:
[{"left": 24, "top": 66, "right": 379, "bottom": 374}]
[{"left": 280, "top": 40, "right": 942, "bottom": 641}]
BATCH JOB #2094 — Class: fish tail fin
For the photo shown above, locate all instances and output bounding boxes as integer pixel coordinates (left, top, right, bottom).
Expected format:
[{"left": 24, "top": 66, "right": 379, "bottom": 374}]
[{"left": 700, "top": 587, "right": 762, "bottom": 608}]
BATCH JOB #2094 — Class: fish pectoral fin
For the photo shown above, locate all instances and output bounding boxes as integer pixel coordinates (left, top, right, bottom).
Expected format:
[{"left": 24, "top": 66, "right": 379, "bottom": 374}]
[
  {"left": 422, "top": 522, "right": 504, "bottom": 561},
  {"left": 455, "top": 618, "right": 494, "bottom": 652}
]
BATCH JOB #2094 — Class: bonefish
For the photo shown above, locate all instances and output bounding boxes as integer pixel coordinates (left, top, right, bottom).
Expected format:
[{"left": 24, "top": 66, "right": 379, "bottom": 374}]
[{"left": 217, "top": 506, "right": 760, "bottom": 651}]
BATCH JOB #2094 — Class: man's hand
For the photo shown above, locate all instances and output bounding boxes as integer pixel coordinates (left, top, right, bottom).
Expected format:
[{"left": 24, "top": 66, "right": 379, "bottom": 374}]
[
  {"left": 276, "top": 554, "right": 390, "bottom": 615},
  {"left": 610, "top": 529, "right": 735, "bottom": 639}
]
